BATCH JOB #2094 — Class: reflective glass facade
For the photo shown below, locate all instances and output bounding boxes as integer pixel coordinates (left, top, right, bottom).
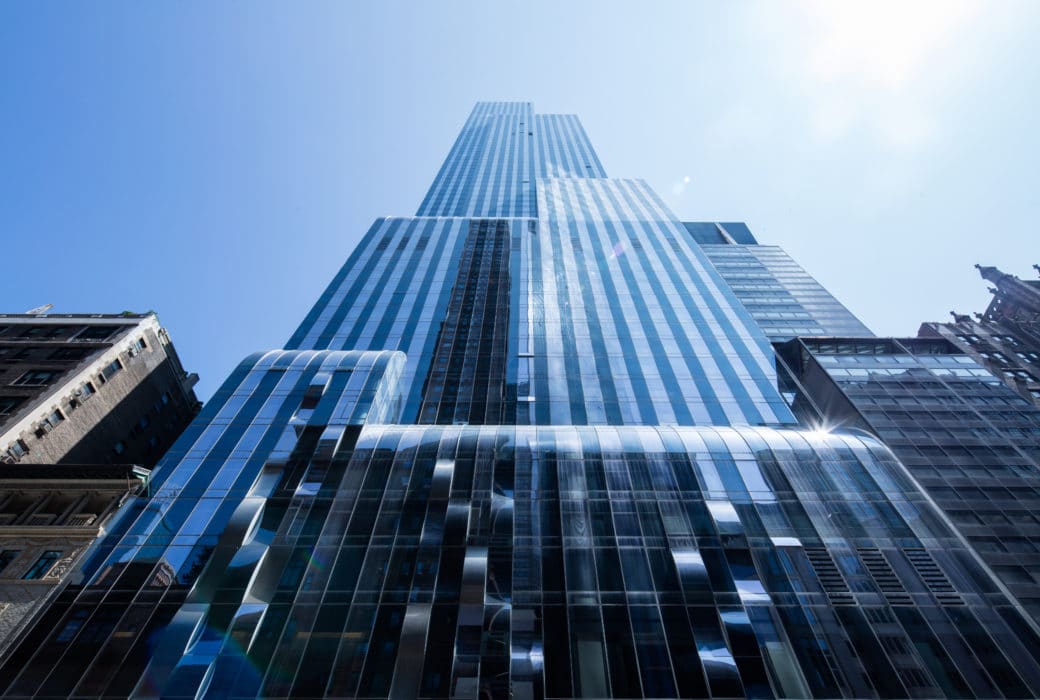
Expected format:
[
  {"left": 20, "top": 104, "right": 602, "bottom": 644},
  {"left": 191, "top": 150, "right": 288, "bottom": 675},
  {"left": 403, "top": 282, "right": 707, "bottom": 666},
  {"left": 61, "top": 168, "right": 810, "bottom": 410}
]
[
  {"left": 779, "top": 336, "right": 1040, "bottom": 624},
  {"left": 699, "top": 238, "right": 874, "bottom": 342},
  {"left": 5, "top": 102, "right": 1040, "bottom": 699}
]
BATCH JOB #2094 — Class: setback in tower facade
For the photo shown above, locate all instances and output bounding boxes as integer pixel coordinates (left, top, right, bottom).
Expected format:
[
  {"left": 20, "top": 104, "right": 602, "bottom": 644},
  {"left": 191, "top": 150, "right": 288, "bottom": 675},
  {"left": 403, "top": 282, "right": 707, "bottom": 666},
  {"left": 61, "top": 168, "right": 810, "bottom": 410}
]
[{"left": 5, "top": 103, "right": 1040, "bottom": 699}]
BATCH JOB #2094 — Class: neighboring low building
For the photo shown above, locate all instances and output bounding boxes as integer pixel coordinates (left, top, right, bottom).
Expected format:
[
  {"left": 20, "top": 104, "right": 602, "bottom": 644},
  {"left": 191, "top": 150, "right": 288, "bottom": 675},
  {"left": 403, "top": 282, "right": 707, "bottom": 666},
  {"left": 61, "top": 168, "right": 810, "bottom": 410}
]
[
  {"left": 0, "top": 313, "right": 200, "bottom": 467},
  {"left": 0, "top": 463, "right": 149, "bottom": 657},
  {"left": 920, "top": 264, "right": 1040, "bottom": 409},
  {"left": 776, "top": 335, "right": 1040, "bottom": 622}
]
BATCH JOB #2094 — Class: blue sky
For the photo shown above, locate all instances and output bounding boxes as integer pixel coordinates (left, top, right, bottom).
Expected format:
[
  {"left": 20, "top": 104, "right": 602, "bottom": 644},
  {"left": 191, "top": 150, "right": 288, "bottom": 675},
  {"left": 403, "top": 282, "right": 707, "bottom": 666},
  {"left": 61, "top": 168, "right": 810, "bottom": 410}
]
[{"left": 2, "top": 2, "right": 1038, "bottom": 400}]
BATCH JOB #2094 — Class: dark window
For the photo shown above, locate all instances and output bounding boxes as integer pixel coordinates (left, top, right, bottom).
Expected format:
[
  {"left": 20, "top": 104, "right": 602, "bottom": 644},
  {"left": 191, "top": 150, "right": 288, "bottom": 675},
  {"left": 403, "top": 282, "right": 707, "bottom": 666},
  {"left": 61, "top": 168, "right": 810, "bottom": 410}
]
[
  {"left": 48, "top": 348, "right": 90, "bottom": 361},
  {"left": 101, "top": 359, "right": 123, "bottom": 381},
  {"left": 55, "top": 609, "right": 88, "bottom": 643},
  {"left": 13, "top": 370, "right": 60, "bottom": 386},
  {"left": 45, "top": 409, "right": 64, "bottom": 427},
  {"left": 19, "top": 326, "right": 68, "bottom": 339},
  {"left": 0, "top": 347, "right": 34, "bottom": 360},
  {"left": 22, "top": 551, "right": 61, "bottom": 580},
  {"left": 7, "top": 439, "right": 28, "bottom": 458},
  {"left": 0, "top": 397, "right": 25, "bottom": 415},
  {"left": 73, "top": 326, "right": 118, "bottom": 342},
  {"left": 114, "top": 441, "right": 126, "bottom": 455},
  {"left": 79, "top": 382, "right": 95, "bottom": 398},
  {"left": 0, "top": 550, "right": 20, "bottom": 574}
]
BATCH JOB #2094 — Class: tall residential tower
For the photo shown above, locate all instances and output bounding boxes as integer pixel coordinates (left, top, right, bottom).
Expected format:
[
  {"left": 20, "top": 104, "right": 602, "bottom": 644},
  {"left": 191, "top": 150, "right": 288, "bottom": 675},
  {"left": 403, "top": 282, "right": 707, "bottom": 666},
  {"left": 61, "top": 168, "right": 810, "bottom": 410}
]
[{"left": 4, "top": 103, "right": 1040, "bottom": 699}]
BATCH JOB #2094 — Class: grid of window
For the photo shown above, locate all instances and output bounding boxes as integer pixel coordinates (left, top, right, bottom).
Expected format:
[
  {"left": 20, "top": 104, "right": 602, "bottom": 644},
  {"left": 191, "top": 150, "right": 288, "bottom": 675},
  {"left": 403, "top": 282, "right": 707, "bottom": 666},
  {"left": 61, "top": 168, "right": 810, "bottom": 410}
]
[
  {"left": 529, "top": 178, "right": 793, "bottom": 426},
  {"left": 790, "top": 338, "right": 1040, "bottom": 623},
  {"left": 701, "top": 243, "right": 874, "bottom": 341},
  {"left": 290, "top": 197, "right": 794, "bottom": 426},
  {"left": 5, "top": 415, "right": 1040, "bottom": 697},
  {"left": 416, "top": 102, "right": 606, "bottom": 219},
  {"left": 924, "top": 319, "right": 1040, "bottom": 409},
  {"left": 419, "top": 219, "right": 513, "bottom": 424},
  {"left": 288, "top": 216, "right": 481, "bottom": 421},
  {"left": 6, "top": 102, "right": 1037, "bottom": 699}
]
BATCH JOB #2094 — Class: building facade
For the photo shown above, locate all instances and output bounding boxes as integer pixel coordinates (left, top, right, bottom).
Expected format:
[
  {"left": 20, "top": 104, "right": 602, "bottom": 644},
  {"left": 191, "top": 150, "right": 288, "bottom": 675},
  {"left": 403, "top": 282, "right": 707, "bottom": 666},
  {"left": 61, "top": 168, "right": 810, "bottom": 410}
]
[
  {"left": 0, "top": 464, "right": 149, "bottom": 659},
  {"left": 920, "top": 264, "right": 1040, "bottom": 409},
  {"left": 692, "top": 225, "right": 874, "bottom": 342},
  {"left": 777, "top": 336, "right": 1040, "bottom": 623},
  {"left": 0, "top": 314, "right": 201, "bottom": 468},
  {"left": 4, "top": 103, "right": 1040, "bottom": 699}
]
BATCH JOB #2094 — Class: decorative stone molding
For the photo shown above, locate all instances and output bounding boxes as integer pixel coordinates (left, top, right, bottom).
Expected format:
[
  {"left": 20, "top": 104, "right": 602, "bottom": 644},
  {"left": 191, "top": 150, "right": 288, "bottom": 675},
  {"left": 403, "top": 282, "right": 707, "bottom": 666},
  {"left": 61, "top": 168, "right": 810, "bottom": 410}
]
[{"left": 42, "top": 554, "right": 78, "bottom": 581}]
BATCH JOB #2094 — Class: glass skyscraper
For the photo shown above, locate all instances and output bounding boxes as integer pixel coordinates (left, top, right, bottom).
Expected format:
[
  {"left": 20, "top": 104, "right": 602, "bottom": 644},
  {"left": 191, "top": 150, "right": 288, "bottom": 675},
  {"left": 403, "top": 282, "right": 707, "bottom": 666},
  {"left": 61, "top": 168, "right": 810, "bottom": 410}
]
[
  {"left": 5, "top": 102, "right": 1040, "bottom": 699},
  {"left": 693, "top": 229, "right": 874, "bottom": 342}
]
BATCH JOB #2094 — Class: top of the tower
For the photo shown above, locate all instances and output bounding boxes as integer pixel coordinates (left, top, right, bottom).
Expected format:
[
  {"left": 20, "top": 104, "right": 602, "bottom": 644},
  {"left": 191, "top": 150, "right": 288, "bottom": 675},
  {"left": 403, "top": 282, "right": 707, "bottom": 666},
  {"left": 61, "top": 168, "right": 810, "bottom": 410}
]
[{"left": 416, "top": 101, "right": 606, "bottom": 218}]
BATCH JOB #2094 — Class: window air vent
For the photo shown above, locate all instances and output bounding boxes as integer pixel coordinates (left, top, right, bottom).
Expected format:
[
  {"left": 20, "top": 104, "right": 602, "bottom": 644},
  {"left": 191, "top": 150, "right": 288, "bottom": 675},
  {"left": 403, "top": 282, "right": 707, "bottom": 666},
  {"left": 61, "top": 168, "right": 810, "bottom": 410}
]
[
  {"left": 804, "top": 547, "right": 854, "bottom": 605},
  {"left": 903, "top": 548, "right": 964, "bottom": 606},
  {"left": 858, "top": 548, "right": 913, "bottom": 605}
]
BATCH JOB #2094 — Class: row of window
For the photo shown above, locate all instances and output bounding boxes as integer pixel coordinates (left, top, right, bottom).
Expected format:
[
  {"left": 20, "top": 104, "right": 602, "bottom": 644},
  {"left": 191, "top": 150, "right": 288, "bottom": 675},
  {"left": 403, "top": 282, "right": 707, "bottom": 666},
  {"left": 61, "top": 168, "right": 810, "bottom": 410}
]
[
  {"left": 979, "top": 349, "right": 1040, "bottom": 364},
  {"left": 0, "top": 549, "right": 61, "bottom": 580},
  {"left": 113, "top": 390, "right": 176, "bottom": 459},
  {"left": 0, "top": 346, "right": 94, "bottom": 362},
  {"left": 0, "top": 324, "right": 127, "bottom": 342},
  {"left": 7, "top": 358, "right": 124, "bottom": 390},
  {"left": 4, "top": 339, "right": 143, "bottom": 388},
  {"left": 959, "top": 332, "right": 1020, "bottom": 346},
  {"left": 2, "top": 339, "right": 150, "bottom": 462}
]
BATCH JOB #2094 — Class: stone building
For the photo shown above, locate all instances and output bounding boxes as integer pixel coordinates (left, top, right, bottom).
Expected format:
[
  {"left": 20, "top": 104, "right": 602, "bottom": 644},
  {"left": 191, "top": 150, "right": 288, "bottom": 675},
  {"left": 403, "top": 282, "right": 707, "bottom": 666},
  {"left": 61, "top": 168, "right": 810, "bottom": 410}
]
[
  {"left": 0, "top": 463, "right": 148, "bottom": 657},
  {"left": 921, "top": 264, "right": 1040, "bottom": 409},
  {"left": 0, "top": 313, "right": 200, "bottom": 468}
]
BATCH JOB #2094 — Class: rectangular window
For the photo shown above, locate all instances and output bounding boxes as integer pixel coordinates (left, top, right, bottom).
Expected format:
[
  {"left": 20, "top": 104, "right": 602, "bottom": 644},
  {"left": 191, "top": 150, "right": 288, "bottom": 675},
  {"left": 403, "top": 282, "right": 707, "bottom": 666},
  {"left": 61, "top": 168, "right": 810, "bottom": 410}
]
[
  {"left": 101, "top": 359, "right": 123, "bottom": 381},
  {"left": 0, "top": 397, "right": 25, "bottom": 415},
  {"left": 72, "top": 326, "right": 118, "bottom": 342},
  {"left": 7, "top": 440, "right": 28, "bottom": 458},
  {"left": 12, "top": 370, "right": 60, "bottom": 386},
  {"left": 0, "top": 550, "right": 20, "bottom": 574},
  {"left": 19, "top": 326, "right": 68, "bottom": 339},
  {"left": 78, "top": 382, "right": 96, "bottom": 398},
  {"left": 48, "top": 348, "right": 90, "bottom": 361},
  {"left": 22, "top": 551, "right": 61, "bottom": 580},
  {"left": 0, "top": 347, "right": 35, "bottom": 361}
]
